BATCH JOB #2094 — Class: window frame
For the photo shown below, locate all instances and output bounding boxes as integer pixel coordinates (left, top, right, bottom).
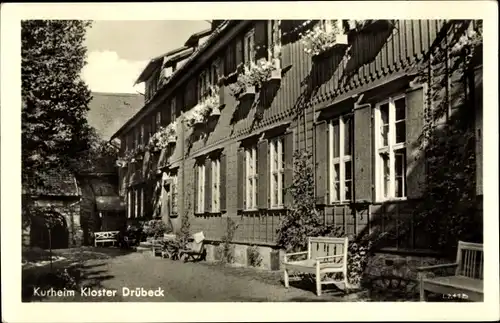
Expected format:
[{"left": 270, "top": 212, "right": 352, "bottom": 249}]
[
  {"left": 244, "top": 145, "right": 258, "bottom": 211},
  {"left": 328, "top": 115, "right": 353, "bottom": 204},
  {"left": 269, "top": 137, "right": 285, "bottom": 209},
  {"left": 170, "top": 98, "right": 176, "bottom": 123},
  {"left": 374, "top": 94, "right": 408, "bottom": 202},
  {"left": 211, "top": 158, "right": 221, "bottom": 213},
  {"left": 196, "top": 163, "right": 205, "bottom": 214},
  {"left": 127, "top": 190, "right": 132, "bottom": 218},
  {"left": 243, "top": 29, "right": 255, "bottom": 65}
]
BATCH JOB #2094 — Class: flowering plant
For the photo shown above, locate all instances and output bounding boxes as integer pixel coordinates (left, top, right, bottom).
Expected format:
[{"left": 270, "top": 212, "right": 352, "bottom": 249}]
[
  {"left": 228, "top": 58, "right": 277, "bottom": 98},
  {"left": 185, "top": 86, "right": 222, "bottom": 128},
  {"left": 116, "top": 150, "right": 136, "bottom": 167},
  {"left": 450, "top": 30, "right": 482, "bottom": 57},
  {"left": 300, "top": 20, "right": 343, "bottom": 56},
  {"left": 148, "top": 122, "right": 178, "bottom": 152}
]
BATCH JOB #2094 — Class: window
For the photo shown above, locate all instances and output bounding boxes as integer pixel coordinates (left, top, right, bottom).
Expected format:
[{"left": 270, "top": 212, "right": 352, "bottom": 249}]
[
  {"left": 134, "top": 189, "right": 138, "bottom": 218},
  {"left": 140, "top": 187, "right": 144, "bottom": 217},
  {"left": 140, "top": 124, "right": 145, "bottom": 145},
  {"left": 127, "top": 190, "right": 132, "bottom": 218},
  {"left": 196, "top": 163, "right": 205, "bottom": 213},
  {"left": 269, "top": 20, "right": 282, "bottom": 61},
  {"left": 270, "top": 137, "right": 285, "bottom": 208},
  {"left": 198, "top": 72, "right": 206, "bottom": 100},
  {"left": 170, "top": 171, "right": 178, "bottom": 216},
  {"left": 328, "top": 116, "right": 353, "bottom": 203},
  {"left": 170, "top": 98, "right": 176, "bottom": 123},
  {"left": 245, "top": 145, "right": 258, "bottom": 210},
  {"left": 210, "top": 60, "right": 220, "bottom": 87},
  {"left": 134, "top": 129, "right": 139, "bottom": 149},
  {"left": 211, "top": 158, "right": 221, "bottom": 212},
  {"left": 244, "top": 30, "right": 255, "bottom": 65},
  {"left": 156, "top": 111, "right": 162, "bottom": 129},
  {"left": 375, "top": 96, "right": 407, "bottom": 200}
]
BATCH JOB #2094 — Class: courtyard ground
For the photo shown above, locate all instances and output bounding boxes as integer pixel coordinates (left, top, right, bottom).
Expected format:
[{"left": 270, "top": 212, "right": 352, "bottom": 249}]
[{"left": 23, "top": 248, "right": 352, "bottom": 302}]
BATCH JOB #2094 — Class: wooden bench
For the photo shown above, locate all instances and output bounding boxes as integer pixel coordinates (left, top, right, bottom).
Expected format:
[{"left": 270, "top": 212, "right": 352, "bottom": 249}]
[
  {"left": 94, "top": 231, "right": 120, "bottom": 247},
  {"left": 282, "top": 237, "right": 349, "bottom": 296},
  {"left": 417, "top": 241, "right": 484, "bottom": 302}
]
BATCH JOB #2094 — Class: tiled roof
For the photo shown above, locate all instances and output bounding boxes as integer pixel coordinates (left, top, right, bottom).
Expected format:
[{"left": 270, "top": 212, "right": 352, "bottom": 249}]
[
  {"left": 87, "top": 92, "right": 144, "bottom": 141},
  {"left": 22, "top": 172, "right": 81, "bottom": 197}
]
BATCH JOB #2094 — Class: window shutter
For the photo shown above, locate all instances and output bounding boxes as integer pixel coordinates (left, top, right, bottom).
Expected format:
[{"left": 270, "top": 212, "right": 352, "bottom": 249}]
[
  {"left": 205, "top": 158, "right": 212, "bottom": 213},
  {"left": 235, "top": 37, "right": 243, "bottom": 68},
  {"left": 315, "top": 121, "right": 328, "bottom": 205},
  {"left": 353, "top": 103, "right": 373, "bottom": 202},
  {"left": 283, "top": 132, "right": 294, "bottom": 208},
  {"left": 220, "top": 154, "right": 227, "bottom": 212},
  {"left": 254, "top": 20, "right": 268, "bottom": 60},
  {"left": 406, "top": 84, "right": 426, "bottom": 199},
  {"left": 193, "top": 165, "right": 198, "bottom": 213},
  {"left": 257, "top": 140, "right": 269, "bottom": 209},
  {"left": 237, "top": 148, "right": 245, "bottom": 210}
]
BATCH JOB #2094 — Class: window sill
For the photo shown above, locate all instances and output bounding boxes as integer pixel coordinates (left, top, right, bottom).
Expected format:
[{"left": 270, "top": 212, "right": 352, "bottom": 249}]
[{"left": 373, "top": 197, "right": 408, "bottom": 204}]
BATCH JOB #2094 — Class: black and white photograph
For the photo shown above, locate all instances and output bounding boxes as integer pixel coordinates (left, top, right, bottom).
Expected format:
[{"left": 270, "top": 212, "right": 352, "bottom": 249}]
[{"left": 1, "top": 2, "right": 498, "bottom": 322}]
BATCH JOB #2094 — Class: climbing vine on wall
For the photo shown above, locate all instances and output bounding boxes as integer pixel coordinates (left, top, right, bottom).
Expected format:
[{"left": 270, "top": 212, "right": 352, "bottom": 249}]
[{"left": 412, "top": 20, "right": 483, "bottom": 255}]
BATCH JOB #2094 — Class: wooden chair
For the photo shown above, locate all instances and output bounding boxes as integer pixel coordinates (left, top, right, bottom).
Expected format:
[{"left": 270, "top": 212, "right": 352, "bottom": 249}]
[
  {"left": 94, "top": 231, "right": 120, "bottom": 247},
  {"left": 417, "top": 241, "right": 484, "bottom": 302},
  {"left": 282, "top": 237, "right": 349, "bottom": 296},
  {"left": 179, "top": 232, "right": 206, "bottom": 262}
]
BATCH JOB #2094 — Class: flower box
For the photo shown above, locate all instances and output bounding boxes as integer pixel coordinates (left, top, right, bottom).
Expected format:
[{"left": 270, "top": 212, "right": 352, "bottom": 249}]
[
  {"left": 239, "top": 85, "right": 256, "bottom": 100},
  {"left": 302, "top": 20, "right": 349, "bottom": 59},
  {"left": 167, "top": 135, "right": 177, "bottom": 145},
  {"left": 210, "top": 107, "right": 221, "bottom": 118},
  {"left": 267, "top": 69, "right": 282, "bottom": 82}
]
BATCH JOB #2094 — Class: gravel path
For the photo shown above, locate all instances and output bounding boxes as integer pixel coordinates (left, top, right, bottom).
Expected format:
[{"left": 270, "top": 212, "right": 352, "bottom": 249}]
[{"left": 43, "top": 252, "right": 342, "bottom": 302}]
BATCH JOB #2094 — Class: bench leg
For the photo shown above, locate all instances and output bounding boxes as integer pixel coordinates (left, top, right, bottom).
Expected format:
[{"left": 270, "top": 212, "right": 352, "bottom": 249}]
[
  {"left": 419, "top": 273, "right": 427, "bottom": 302},
  {"left": 283, "top": 268, "right": 289, "bottom": 288},
  {"left": 316, "top": 266, "right": 322, "bottom": 296}
]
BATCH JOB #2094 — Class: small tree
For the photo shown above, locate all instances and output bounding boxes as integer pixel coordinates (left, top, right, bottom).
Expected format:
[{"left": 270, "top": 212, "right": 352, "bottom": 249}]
[{"left": 276, "top": 149, "right": 341, "bottom": 252}]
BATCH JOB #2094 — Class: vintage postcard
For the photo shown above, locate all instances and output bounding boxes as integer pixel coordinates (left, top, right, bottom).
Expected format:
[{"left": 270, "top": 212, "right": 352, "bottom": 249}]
[{"left": 1, "top": 1, "right": 498, "bottom": 322}]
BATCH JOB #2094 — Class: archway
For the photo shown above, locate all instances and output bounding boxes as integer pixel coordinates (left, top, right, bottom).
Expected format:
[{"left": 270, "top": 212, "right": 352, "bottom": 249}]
[{"left": 30, "top": 210, "right": 69, "bottom": 249}]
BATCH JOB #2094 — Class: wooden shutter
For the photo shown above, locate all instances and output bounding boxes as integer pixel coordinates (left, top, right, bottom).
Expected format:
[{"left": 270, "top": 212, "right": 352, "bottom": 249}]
[
  {"left": 235, "top": 37, "right": 243, "bottom": 68},
  {"left": 283, "top": 132, "right": 294, "bottom": 208},
  {"left": 205, "top": 158, "right": 212, "bottom": 213},
  {"left": 353, "top": 104, "right": 373, "bottom": 202},
  {"left": 315, "top": 121, "right": 328, "bottom": 205},
  {"left": 193, "top": 164, "right": 199, "bottom": 213},
  {"left": 257, "top": 140, "right": 269, "bottom": 209},
  {"left": 220, "top": 154, "right": 227, "bottom": 212},
  {"left": 406, "top": 84, "right": 426, "bottom": 198},
  {"left": 254, "top": 20, "right": 268, "bottom": 60},
  {"left": 237, "top": 148, "right": 245, "bottom": 210}
]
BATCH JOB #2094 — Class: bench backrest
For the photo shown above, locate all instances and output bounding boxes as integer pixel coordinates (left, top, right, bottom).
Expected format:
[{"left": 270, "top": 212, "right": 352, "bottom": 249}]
[
  {"left": 308, "top": 237, "right": 348, "bottom": 264},
  {"left": 455, "top": 241, "right": 483, "bottom": 280},
  {"left": 95, "top": 231, "right": 119, "bottom": 240}
]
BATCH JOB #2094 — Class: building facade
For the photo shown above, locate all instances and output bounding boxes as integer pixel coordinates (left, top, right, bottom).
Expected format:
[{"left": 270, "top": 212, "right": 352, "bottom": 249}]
[{"left": 112, "top": 20, "right": 483, "bottom": 268}]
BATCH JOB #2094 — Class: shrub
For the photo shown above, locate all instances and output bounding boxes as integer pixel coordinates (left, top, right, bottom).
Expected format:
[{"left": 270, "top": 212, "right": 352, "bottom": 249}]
[
  {"left": 219, "top": 217, "right": 238, "bottom": 264},
  {"left": 142, "top": 219, "right": 168, "bottom": 239},
  {"left": 247, "top": 245, "right": 262, "bottom": 267}
]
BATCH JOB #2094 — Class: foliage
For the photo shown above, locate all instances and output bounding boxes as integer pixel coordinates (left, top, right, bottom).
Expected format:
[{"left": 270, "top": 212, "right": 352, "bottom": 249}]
[
  {"left": 300, "top": 20, "right": 343, "bottom": 56},
  {"left": 342, "top": 19, "right": 396, "bottom": 34},
  {"left": 148, "top": 122, "right": 178, "bottom": 153},
  {"left": 22, "top": 20, "right": 95, "bottom": 188},
  {"left": 411, "top": 20, "right": 483, "bottom": 255},
  {"left": 276, "top": 150, "right": 342, "bottom": 252},
  {"left": 347, "top": 241, "right": 373, "bottom": 286},
  {"left": 228, "top": 59, "right": 277, "bottom": 98},
  {"left": 177, "top": 187, "right": 192, "bottom": 249},
  {"left": 219, "top": 217, "right": 238, "bottom": 264},
  {"left": 142, "top": 219, "right": 168, "bottom": 239},
  {"left": 22, "top": 265, "right": 83, "bottom": 301},
  {"left": 246, "top": 245, "right": 262, "bottom": 267}
]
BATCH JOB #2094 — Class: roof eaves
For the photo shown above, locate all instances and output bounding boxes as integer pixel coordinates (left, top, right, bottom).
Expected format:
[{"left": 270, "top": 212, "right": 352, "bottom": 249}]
[{"left": 110, "top": 20, "right": 232, "bottom": 141}]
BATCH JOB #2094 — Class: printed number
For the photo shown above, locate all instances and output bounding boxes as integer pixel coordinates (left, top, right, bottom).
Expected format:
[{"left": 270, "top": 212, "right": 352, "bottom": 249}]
[{"left": 444, "top": 293, "right": 469, "bottom": 300}]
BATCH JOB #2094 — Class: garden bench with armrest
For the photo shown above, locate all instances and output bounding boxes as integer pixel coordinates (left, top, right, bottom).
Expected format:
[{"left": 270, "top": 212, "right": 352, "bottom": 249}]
[
  {"left": 282, "top": 236, "right": 349, "bottom": 296},
  {"left": 417, "top": 241, "right": 483, "bottom": 302},
  {"left": 179, "top": 232, "right": 206, "bottom": 262}
]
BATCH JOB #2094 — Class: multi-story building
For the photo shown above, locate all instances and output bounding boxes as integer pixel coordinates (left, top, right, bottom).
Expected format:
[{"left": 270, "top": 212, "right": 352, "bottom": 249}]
[{"left": 111, "top": 20, "right": 483, "bottom": 269}]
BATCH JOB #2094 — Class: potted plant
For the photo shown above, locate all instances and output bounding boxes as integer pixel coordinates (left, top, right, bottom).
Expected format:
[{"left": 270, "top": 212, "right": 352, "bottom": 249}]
[
  {"left": 301, "top": 20, "right": 348, "bottom": 59},
  {"left": 166, "top": 121, "right": 177, "bottom": 145},
  {"left": 205, "top": 89, "right": 221, "bottom": 118},
  {"left": 228, "top": 66, "right": 256, "bottom": 100}
]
